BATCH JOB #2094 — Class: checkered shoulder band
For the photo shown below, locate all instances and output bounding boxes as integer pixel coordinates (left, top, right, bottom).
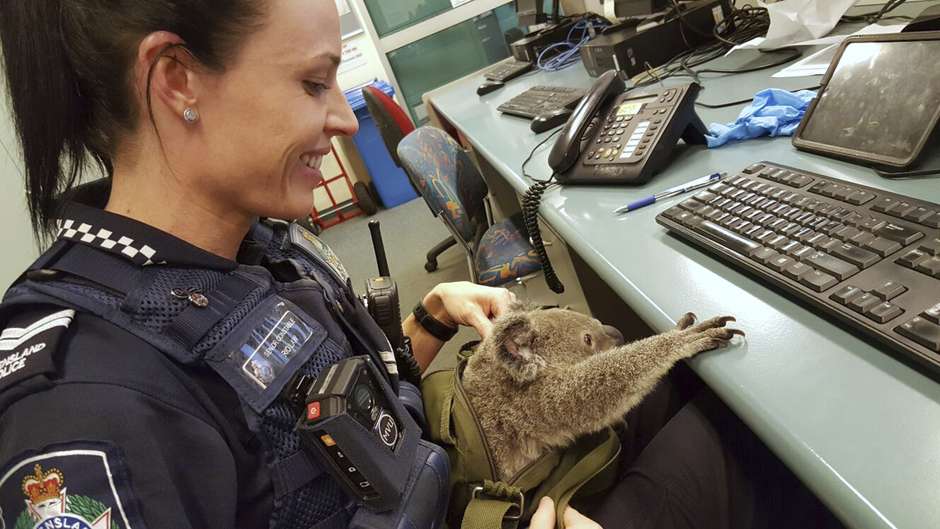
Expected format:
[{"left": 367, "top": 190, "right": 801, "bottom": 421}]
[{"left": 56, "top": 219, "right": 158, "bottom": 266}]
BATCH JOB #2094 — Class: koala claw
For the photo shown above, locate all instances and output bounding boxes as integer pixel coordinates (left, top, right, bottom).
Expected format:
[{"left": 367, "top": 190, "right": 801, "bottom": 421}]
[
  {"left": 689, "top": 315, "right": 736, "bottom": 333},
  {"left": 675, "top": 312, "right": 697, "bottom": 330},
  {"left": 675, "top": 315, "right": 743, "bottom": 357}
]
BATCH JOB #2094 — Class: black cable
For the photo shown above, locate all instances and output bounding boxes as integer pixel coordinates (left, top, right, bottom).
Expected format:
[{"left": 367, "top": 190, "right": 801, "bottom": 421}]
[
  {"left": 522, "top": 178, "right": 565, "bottom": 294},
  {"left": 696, "top": 47, "right": 802, "bottom": 74},
  {"left": 522, "top": 128, "right": 562, "bottom": 180},
  {"left": 876, "top": 166, "right": 940, "bottom": 178},
  {"left": 695, "top": 84, "right": 820, "bottom": 108},
  {"left": 842, "top": 0, "right": 909, "bottom": 23},
  {"left": 519, "top": 128, "right": 565, "bottom": 294}
]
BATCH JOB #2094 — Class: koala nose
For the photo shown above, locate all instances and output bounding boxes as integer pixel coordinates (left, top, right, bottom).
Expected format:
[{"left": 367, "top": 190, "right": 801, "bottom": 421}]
[{"left": 603, "top": 325, "right": 624, "bottom": 346}]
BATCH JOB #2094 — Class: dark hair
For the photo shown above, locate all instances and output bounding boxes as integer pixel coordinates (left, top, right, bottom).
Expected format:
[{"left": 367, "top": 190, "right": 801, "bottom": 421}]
[{"left": 0, "top": 1, "right": 266, "bottom": 241}]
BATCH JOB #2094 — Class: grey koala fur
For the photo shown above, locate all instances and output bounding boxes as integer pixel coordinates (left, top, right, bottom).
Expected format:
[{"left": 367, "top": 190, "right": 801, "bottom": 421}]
[{"left": 461, "top": 304, "right": 743, "bottom": 480}]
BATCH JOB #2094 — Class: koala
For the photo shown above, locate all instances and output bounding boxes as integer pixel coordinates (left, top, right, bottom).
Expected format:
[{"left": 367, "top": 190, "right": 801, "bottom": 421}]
[{"left": 461, "top": 305, "right": 743, "bottom": 480}]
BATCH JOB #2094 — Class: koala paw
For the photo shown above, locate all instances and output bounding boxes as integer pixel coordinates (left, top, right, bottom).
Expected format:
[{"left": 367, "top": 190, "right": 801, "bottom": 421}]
[
  {"left": 673, "top": 315, "right": 743, "bottom": 358},
  {"left": 674, "top": 312, "right": 697, "bottom": 331}
]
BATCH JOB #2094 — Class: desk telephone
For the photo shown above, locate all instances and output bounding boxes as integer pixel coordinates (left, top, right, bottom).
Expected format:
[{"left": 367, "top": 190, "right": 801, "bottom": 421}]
[
  {"left": 524, "top": 70, "right": 708, "bottom": 293},
  {"left": 549, "top": 70, "right": 707, "bottom": 185}
]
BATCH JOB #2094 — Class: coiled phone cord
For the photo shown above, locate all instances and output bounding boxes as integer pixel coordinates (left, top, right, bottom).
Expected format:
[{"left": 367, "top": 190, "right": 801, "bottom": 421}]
[{"left": 522, "top": 178, "right": 565, "bottom": 294}]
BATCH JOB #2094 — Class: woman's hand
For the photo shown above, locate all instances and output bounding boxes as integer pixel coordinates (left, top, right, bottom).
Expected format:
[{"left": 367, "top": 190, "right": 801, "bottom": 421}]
[
  {"left": 528, "top": 497, "right": 602, "bottom": 529},
  {"left": 423, "top": 281, "right": 516, "bottom": 338}
]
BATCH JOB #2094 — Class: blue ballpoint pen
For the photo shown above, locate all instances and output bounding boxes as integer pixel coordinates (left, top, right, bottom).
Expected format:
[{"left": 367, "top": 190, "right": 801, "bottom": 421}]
[{"left": 614, "top": 172, "right": 726, "bottom": 214}]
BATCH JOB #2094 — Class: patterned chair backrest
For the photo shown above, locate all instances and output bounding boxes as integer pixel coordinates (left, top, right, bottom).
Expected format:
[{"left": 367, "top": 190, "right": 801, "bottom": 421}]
[
  {"left": 397, "top": 127, "right": 489, "bottom": 246},
  {"left": 363, "top": 85, "right": 415, "bottom": 168}
]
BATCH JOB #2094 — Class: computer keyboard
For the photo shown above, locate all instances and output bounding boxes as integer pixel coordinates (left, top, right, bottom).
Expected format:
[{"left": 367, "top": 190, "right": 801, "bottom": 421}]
[
  {"left": 656, "top": 161, "right": 940, "bottom": 371},
  {"left": 497, "top": 86, "right": 586, "bottom": 120},
  {"left": 484, "top": 58, "right": 534, "bottom": 83}
]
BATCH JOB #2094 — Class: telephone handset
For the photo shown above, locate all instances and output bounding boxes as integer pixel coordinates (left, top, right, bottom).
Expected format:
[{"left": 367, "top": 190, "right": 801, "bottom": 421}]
[
  {"left": 548, "top": 70, "right": 707, "bottom": 185},
  {"left": 525, "top": 70, "right": 707, "bottom": 295}
]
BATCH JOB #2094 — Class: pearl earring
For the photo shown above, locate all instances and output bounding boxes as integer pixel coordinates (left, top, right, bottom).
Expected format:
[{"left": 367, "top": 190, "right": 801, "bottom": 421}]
[{"left": 183, "top": 107, "right": 199, "bottom": 123}]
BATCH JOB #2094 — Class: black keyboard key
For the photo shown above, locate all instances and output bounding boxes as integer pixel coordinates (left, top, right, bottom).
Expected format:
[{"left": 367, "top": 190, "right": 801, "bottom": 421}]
[
  {"left": 896, "top": 317, "right": 940, "bottom": 352},
  {"left": 805, "top": 252, "right": 859, "bottom": 280},
  {"left": 923, "top": 303, "right": 940, "bottom": 324},
  {"left": 800, "top": 270, "right": 838, "bottom": 292},
  {"left": 751, "top": 247, "right": 779, "bottom": 264},
  {"left": 709, "top": 183, "right": 732, "bottom": 195},
  {"left": 872, "top": 280, "right": 907, "bottom": 301},
  {"left": 916, "top": 256, "right": 940, "bottom": 278},
  {"left": 918, "top": 238, "right": 940, "bottom": 256},
  {"left": 848, "top": 293, "right": 880, "bottom": 314},
  {"left": 742, "top": 163, "right": 765, "bottom": 174},
  {"left": 780, "top": 240, "right": 804, "bottom": 255},
  {"left": 830, "top": 285, "right": 864, "bottom": 305},
  {"left": 795, "top": 228, "right": 816, "bottom": 242},
  {"left": 807, "top": 233, "right": 832, "bottom": 249},
  {"left": 829, "top": 243, "right": 880, "bottom": 269},
  {"left": 768, "top": 254, "right": 794, "bottom": 272},
  {"left": 864, "top": 237, "right": 903, "bottom": 257},
  {"left": 679, "top": 199, "right": 707, "bottom": 213},
  {"left": 834, "top": 226, "right": 862, "bottom": 241},
  {"left": 871, "top": 196, "right": 899, "bottom": 213},
  {"left": 897, "top": 249, "right": 928, "bottom": 269},
  {"left": 694, "top": 220, "right": 762, "bottom": 256},
  {"left": 784, "top": 261, "right": 813, "bottom": 280},
  {"left": 694, "top": 191, "right": 719, "bottom": 204},
  {"left": 866, "top": 302, "right": 904, "bottom": 324},
  {"left": 874, "top": 223, "right": 924, "bottom": 245},
  {"left": 924, "top": 212, "right": 940, "bottom": 228},
  {"left": 903, "top": 206, "right": 934, "bottom": 223},
  {"left": 891, "top": 202, "right": 917, "bottom": 218},
  {"left": 858, "top": 218, "right": 886, "bottom": 232},
  {"left": 846, "top": 190, "right": 876, "bottom": 205},
  {"left": 790, "top": 174, "right": 814, "bottom": 187},
  {"left": 851, "top": 231, "right": 877, "bottom": 247}
]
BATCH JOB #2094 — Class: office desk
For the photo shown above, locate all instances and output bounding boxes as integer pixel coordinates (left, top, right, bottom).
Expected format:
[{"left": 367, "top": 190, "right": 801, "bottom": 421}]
[{"left": 426, "top": 33, "right": 940, "bottom": 529}]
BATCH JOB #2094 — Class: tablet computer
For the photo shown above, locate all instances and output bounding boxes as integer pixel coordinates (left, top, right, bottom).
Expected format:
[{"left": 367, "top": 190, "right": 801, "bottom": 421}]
[{"left": 792, "top": 31, "right": 940, "bottom": 169}]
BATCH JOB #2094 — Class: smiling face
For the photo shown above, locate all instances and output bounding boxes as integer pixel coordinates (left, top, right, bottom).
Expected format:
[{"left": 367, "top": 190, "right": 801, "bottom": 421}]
[{"left": 193, "top": 0, "right": 358, "bottom": 221}]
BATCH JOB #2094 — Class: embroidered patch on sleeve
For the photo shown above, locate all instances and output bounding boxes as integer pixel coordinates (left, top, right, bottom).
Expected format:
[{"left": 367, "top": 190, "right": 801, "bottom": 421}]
[
  {"left": 0, "top": 443, "right": 146, "bottom": 529},
  {"left": 0, "top": 309, "right": 74, "bottom": 391}
]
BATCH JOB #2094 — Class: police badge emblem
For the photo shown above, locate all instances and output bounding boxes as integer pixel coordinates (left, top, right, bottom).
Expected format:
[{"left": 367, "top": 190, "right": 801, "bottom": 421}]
[
  {"left": 0, "top": 445, "right": 143, "bottom": 529},
  {"left": 289, "top": 223, "right": 350, "bottom": 284}
]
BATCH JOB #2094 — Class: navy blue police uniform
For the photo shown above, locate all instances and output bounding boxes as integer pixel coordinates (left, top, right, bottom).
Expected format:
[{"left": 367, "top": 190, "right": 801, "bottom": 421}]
[{"left": 0, "top": 182, "right": 447, "bottom": 529}]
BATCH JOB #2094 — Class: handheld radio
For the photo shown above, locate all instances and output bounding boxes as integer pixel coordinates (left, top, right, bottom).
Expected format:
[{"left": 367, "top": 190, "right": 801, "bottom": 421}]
[
  {"left": 364, "top": 220, "right": 403, "bottom": 350},
  {"left": 363, "top": 220, "right": 421, "bottom": 386}
]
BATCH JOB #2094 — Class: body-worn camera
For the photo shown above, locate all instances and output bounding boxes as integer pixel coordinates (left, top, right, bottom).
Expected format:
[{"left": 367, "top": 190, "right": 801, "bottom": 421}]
[{"left": 296, "top": 356, "right": 420, "bottom": 512}]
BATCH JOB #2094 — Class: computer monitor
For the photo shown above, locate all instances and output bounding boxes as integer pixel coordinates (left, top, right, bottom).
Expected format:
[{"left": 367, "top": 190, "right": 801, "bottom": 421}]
[{"left": 515, "top": 0, "right": 561, "bottom": 26}]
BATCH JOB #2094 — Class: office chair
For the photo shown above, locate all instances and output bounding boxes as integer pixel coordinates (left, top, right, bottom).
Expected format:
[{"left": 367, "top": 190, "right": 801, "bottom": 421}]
[
  {"left": 397, "top": 126, "right": 542, "bottom": 287},
  {"left": 362, "top": 85, "right": 457, "bottom": 273}
]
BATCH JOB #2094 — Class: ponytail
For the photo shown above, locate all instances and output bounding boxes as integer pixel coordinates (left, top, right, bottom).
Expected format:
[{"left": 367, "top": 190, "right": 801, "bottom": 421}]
[{"left": 1, "top": 1, "right": 90, "bottom": 242}]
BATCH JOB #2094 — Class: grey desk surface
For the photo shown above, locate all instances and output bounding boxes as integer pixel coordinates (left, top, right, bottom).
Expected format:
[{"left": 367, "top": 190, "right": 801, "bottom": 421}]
[{"left": 426, "top": 22, "right": 940, "bottom": 529}]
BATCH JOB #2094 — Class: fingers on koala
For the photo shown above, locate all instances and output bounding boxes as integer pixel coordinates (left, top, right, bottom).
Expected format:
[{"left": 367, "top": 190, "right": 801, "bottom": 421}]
[{"left": 494, "top": 314, "right": 546, "bottom": 384}]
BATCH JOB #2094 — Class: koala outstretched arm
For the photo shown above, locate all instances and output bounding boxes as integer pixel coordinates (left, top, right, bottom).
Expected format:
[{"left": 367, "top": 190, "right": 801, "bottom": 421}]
[{"left": 509, "top": 314, "right": 741, "bottom": 443}]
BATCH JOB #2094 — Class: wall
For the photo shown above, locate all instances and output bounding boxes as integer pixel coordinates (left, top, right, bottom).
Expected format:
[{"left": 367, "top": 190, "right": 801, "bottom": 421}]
[
  {"left": 0, "top": 78, "right": 39, "bottom": 292},
  {"left": 337, "top": 31, "right": 390, "bottom": 91}
]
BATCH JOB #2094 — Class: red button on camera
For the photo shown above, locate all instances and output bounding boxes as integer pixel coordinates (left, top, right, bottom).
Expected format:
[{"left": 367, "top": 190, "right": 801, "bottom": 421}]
[{"left": 307, "top": 402, "right": 321, "bottom": 420}]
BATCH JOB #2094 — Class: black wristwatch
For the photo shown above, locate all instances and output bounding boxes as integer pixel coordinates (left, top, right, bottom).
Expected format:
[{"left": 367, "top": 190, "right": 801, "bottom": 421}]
[{"left": 412, "top": 301, "right": 458, "bottom": 342}]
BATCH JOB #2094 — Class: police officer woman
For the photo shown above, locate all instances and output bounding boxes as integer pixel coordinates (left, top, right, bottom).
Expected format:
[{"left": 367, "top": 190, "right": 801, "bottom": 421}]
[{"left": 0, "top": 1, "right": 591, "bottom": 528}]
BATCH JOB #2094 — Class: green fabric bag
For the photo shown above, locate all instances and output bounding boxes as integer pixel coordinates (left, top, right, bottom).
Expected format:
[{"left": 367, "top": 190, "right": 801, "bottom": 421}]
[{"left": 422, "top": 350, "right": 621, "bottom": 529}]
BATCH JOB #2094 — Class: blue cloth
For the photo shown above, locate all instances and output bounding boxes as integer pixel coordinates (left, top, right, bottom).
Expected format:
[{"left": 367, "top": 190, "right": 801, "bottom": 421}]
[{"left": 705, "top": 88, "right": 817, "bottom": 148}]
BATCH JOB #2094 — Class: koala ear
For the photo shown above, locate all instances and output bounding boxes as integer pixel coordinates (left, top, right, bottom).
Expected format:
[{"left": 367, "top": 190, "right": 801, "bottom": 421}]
[{"left": 492, "top": 314, "right": 544, "bottom": 384}]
